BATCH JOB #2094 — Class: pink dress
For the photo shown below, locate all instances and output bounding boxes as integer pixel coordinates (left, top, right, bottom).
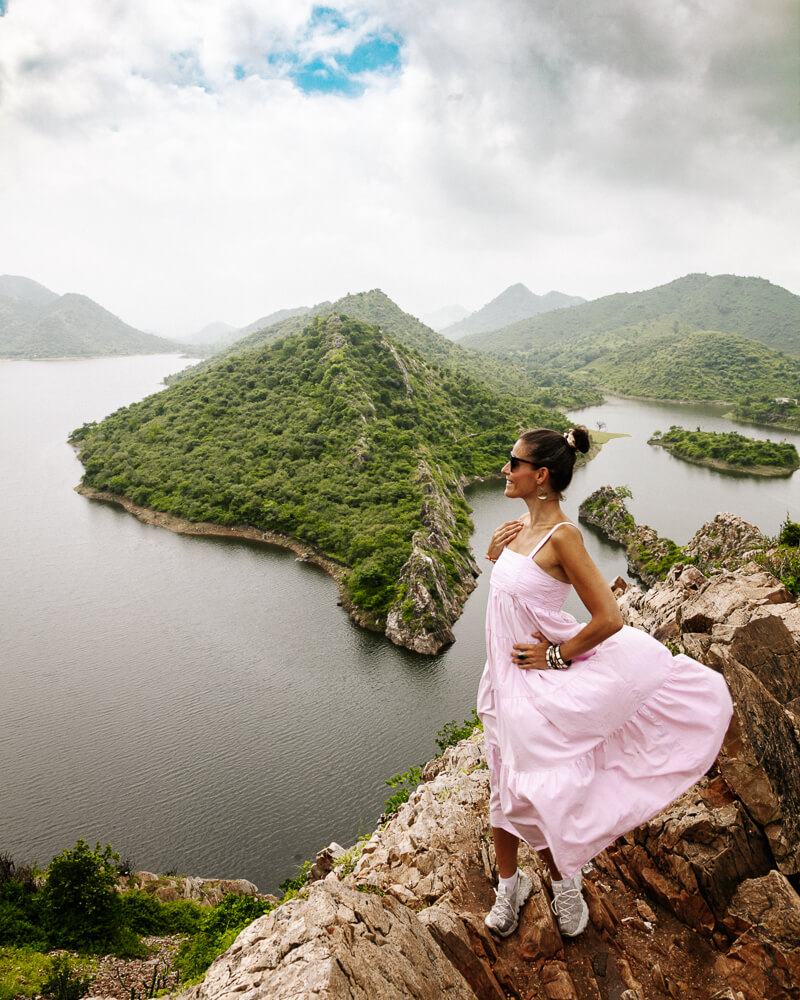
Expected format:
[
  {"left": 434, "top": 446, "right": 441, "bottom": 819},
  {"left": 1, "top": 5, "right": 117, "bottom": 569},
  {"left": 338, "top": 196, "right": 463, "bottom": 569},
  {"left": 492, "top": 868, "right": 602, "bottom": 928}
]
[{"left": 477, "top": 522, "right": 733, "bottom": 878}]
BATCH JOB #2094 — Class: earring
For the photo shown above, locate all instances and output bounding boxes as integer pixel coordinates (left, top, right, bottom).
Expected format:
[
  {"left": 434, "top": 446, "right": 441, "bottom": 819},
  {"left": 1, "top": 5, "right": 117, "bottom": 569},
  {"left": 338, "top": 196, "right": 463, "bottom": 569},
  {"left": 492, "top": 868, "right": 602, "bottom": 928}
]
[{"left": 537, "top": 492, "right": 548, "bottom": 501}]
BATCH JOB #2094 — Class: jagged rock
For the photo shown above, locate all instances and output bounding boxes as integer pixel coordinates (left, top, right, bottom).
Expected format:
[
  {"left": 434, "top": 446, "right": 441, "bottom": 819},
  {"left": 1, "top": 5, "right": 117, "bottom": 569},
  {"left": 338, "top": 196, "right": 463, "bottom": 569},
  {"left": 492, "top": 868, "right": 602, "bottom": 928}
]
[
  {"left": 678, "top": 568, "right": 792, "bottom": 633},
  {"left": 308, "top": 842, "right": 346, "bottom": 883},
  {"left": 177, "top": 876, "right": 479, "bottom": 1000},
  {"left": 618, "top": 562, "right": 708, "bottom": 639},
  {"left": 120, "top": 872, "right": 261, "bottom": 906},
  {"left": 384, "top": 463, "right": 479, "bottom": 654},
  {"left": 600, "top": 777, "right": 773, "bottom": 936},
  {"left": 711, "top": 653, "right": 800, "bottom": 875},
  {"left": 716, "top": 870, "right": 800, "bottom": 1000},
  {"left": 351, "top": 737, "right": 490, "bottom": 905},
  {"left": 417, "top": 905, "right": 506, "bottom": 1000},
  {"left": 615, "top": 560, "right": 800, "bottom": 875},
  {"left": 684, "top": 513, "right": 768, "bottom": 573}
]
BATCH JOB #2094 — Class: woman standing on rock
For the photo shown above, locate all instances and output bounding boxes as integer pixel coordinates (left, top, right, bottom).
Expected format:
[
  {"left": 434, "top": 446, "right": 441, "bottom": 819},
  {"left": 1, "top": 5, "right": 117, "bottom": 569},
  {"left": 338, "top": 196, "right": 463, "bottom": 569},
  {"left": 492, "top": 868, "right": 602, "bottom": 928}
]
[{"left": 478, "top": 426, "right": 732, "bottom": 939}]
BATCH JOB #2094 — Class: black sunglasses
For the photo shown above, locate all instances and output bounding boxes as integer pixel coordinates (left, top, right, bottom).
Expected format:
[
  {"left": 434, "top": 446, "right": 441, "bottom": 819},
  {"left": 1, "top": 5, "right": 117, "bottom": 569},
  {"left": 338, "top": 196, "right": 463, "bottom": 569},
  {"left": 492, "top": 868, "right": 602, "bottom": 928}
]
[{"left": 508, "top": 452, "right": 538, "bottom": 471}]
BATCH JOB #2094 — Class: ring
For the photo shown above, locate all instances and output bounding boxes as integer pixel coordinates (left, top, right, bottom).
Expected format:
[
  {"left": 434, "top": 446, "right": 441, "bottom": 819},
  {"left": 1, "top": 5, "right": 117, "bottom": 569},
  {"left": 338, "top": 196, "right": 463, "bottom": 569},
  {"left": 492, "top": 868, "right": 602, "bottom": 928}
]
[{"left": 518, "top": 652, "right": 526, "bottom": 660}]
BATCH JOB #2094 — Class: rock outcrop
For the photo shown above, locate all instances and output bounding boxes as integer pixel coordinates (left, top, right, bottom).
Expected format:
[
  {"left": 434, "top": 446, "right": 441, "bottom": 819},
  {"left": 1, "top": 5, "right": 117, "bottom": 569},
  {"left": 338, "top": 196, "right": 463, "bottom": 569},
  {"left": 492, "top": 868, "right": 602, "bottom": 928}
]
[
  {"left": 578, "top": 491, "right": 769, "bottom": 586},
  {"left": 620, "top": 561, "right": 800, "bottom": 878},
  {"left": 578, "top": 486, "right": 683, "bottom": 586},
  {"left": 385, "top": 461, "right": 479, "bottom": 654},
  {"left": 119, "top": 871, "right": 265, "bottom": 907}
]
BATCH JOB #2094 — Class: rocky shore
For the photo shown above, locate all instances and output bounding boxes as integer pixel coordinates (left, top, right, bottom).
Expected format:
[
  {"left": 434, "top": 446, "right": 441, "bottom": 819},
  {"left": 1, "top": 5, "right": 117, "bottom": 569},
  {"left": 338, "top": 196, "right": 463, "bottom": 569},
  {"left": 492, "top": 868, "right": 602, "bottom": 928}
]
[{"left": 169, "top": 519, "right": 800, "bottom": 1000}]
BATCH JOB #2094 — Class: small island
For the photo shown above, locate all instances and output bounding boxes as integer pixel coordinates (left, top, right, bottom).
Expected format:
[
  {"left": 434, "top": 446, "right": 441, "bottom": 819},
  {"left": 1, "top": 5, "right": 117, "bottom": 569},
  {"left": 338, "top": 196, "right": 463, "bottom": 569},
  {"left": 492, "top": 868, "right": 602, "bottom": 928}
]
[{"left": 649, "top": 426, "right": 799, "bottom": 476}]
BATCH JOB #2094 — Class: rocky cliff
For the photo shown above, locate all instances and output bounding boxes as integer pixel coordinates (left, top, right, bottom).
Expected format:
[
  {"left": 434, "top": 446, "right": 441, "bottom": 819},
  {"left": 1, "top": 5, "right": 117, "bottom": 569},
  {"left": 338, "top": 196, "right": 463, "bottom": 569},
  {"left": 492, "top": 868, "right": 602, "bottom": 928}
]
[
  {"left": 384, "top": 461, "right": 480, "bottom": 654},
  {"left": 175, "top": 539, "right": 800, "bottom": 1000}
]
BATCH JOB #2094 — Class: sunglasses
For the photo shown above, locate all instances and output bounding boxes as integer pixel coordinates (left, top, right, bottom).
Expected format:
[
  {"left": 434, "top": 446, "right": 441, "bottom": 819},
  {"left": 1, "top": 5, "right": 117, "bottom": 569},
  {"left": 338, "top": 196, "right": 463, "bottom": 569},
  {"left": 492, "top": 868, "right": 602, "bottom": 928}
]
[{"left": 508, "top": 452, "right": 538, "bottom": 471}]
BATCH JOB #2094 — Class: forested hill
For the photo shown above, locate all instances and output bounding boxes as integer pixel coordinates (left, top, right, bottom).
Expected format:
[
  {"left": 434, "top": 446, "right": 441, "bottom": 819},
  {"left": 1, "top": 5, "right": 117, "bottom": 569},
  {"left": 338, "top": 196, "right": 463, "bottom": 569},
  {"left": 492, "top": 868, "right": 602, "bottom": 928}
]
[
  {"left": 461, "top": 274, "right": 800, "bottom": 360},
  {"left": 170, "top": 288, "right": 600, "bottom": 410},
  {"left": 457, "top": 274, "right": 800, "bottom": 402},
  {"left": 0, "top": 275, "right": 180, "bottom": 358},
  {"left": 72, "top": 314, "right": 565, "bottom": 652}
]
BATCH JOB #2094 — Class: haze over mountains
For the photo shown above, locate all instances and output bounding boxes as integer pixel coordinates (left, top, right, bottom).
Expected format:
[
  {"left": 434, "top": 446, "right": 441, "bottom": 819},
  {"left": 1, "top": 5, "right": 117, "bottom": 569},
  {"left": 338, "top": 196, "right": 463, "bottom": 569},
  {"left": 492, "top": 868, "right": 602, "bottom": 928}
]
[
  {"left": 441, "top": 283, "right": 585, "bottom": 339},
  {"left": 3, "top": 269, "right": 798, "bottom": 409},
  {"left": 0, "top": 276, "right": 180, "bottom": 358}
]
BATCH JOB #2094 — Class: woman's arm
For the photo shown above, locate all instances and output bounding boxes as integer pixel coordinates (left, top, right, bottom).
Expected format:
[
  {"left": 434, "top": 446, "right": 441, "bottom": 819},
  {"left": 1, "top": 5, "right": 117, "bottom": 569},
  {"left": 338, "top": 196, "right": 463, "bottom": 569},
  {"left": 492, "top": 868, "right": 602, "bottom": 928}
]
[{"left": 514, "top": 526, "right": 623, "bottom": 669}]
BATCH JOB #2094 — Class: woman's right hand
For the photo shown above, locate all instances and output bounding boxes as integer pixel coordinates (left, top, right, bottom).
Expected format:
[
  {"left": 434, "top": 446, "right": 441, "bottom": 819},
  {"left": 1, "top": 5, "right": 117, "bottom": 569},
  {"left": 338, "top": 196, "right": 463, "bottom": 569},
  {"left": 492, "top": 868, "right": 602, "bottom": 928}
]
[{"left": 486, "top": 520, "right": 524, "bottom": 561}]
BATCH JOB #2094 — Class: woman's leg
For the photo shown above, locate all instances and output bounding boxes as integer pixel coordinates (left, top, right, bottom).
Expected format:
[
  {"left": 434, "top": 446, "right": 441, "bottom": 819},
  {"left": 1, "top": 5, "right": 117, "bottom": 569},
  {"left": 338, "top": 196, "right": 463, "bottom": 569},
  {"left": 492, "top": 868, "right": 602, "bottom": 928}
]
[
  {"left": 492, "top": 826, "right": 520, "bottom": 878},
  {"left": 538, "top": 846, "right": 561, "bottom": 880}
]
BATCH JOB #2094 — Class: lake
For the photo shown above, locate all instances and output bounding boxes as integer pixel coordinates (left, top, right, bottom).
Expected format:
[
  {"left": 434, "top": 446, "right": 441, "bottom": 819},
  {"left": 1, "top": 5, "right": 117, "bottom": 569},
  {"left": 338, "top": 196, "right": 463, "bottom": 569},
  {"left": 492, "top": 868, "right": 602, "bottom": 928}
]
[{"left": 1, "top": 358, "right": 797, "bottom": 892}]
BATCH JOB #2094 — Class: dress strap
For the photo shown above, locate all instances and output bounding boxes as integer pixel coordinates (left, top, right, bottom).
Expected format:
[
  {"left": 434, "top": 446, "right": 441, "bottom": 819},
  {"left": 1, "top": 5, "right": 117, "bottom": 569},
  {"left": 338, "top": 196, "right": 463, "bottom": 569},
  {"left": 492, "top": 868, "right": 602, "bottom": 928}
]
[{"left": 527, "top": 521, "right": 579, "bottom": 558}]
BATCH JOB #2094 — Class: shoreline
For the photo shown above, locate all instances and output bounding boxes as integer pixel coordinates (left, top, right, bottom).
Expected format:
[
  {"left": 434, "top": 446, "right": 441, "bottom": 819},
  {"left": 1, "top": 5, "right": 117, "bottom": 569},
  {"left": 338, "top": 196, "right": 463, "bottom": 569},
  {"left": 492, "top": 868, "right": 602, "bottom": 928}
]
[
  {"left": 721, "top": 411, "right": 800, "bottom": 434},
  {"left": 648, "top": 441, "right": 798, "bottom": 478},
  {"left": 75, "top": 486, "right": 381, "bottom": 634}
]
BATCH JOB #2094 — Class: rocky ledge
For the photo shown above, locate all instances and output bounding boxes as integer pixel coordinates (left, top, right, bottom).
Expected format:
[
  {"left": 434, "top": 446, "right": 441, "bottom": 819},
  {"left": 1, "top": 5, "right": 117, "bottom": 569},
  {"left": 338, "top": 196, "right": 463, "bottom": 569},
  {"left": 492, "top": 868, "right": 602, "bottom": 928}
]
[
  {"left": 579, "top": 488, "right": 769, "bottom": 586},
  {"left": 175, "top": 555, "right": 800, "bottom": 1000}
]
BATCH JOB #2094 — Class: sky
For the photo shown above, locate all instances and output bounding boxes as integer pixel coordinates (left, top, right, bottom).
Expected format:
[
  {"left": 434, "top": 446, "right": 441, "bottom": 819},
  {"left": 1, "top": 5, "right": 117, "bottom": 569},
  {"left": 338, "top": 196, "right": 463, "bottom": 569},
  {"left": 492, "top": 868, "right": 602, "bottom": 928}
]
[{"left": 1, "top": 0, "right": 798, "bottom": 338}]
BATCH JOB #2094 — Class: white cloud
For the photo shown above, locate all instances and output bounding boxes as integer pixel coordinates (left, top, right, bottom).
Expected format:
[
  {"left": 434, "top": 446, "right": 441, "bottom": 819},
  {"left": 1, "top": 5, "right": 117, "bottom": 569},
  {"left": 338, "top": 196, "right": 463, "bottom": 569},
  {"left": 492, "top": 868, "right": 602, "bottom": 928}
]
[{"left": 0, "top": 0, "right": 797, "bottom": 336}]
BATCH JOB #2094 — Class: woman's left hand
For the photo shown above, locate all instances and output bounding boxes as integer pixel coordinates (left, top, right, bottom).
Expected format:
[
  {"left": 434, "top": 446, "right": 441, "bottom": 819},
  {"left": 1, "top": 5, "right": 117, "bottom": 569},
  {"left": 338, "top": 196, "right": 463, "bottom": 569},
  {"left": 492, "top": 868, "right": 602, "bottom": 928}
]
[{"left": 512, "top": 631, "right": 550, "bottom": 670}]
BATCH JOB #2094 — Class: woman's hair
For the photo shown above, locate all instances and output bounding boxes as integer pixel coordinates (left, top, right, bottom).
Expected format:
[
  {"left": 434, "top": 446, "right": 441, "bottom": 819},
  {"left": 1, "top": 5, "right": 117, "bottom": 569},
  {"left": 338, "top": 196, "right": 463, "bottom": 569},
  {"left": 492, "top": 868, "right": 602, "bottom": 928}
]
[{"left": 518, "top": 425, "right": 590, "bottom": 494}]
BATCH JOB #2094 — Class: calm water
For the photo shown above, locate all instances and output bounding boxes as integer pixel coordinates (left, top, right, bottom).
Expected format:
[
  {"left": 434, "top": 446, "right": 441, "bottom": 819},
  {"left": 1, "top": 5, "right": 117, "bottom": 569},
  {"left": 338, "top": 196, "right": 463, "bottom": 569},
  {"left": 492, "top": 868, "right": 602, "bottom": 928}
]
[{"left": 1, "top": 359, "right": 797, "bottom": 892}]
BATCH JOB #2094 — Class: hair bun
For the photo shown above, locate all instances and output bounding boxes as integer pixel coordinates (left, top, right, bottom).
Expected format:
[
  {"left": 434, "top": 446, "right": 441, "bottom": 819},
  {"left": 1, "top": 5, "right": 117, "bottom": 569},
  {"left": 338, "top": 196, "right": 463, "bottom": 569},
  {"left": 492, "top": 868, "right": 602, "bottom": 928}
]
[{"left": 566, "top": 425, "right": 591, "bottom": 454}]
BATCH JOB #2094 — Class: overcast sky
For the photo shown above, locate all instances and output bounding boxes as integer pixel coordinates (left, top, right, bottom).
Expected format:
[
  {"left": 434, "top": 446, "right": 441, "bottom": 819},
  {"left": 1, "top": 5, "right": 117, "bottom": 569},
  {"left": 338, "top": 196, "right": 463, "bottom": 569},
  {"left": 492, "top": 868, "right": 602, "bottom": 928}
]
[{"left": 1, "top": 0, "right": 798, "bottom": 337}]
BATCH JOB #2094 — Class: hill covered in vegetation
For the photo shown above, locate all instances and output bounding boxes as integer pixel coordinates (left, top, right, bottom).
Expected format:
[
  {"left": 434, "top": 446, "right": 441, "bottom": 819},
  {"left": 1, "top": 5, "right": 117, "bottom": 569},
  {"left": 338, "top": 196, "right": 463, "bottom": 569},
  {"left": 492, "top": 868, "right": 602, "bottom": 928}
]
[
  {"left": 170, "top": 289, "right": 601, "bottom": 411},
  {"left": 728, "top": 396, "right": 800, "bottom": 432},
  {"left": 0, "top": 275, "right": 180, "bottom": 358},
  {"left": 582, "top": 330, "right": 800, "bottom": 401},
  {"left": 458, "top": 274, "right": 800, "bottom": 403},
  {"left": 72, "top": 313, "right": 565, "bottom": 652}
]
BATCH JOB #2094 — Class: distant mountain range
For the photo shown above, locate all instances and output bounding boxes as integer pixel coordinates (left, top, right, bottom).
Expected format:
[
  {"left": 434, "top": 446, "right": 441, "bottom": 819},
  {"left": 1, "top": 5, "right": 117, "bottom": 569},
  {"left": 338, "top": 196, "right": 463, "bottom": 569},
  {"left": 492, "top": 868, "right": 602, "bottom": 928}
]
[
  {"left": 460, "top": 273, "right": 800, "bottom": 402},
  {"left": 182, "top": 307, "right": 314, "bottom": 347},
  {"left": 441, "top": 283, "right": 585, "bottom": 339},
  {"left": 0, "top": 276, "right": 180, "bottom": 358}
]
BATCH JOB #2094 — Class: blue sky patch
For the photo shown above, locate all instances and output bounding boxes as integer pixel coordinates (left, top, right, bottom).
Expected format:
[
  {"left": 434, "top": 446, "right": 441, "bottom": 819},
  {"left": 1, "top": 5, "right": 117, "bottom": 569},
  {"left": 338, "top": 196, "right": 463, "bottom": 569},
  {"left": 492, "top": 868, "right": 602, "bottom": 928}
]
[{"left": 278, "top": 6, "right": 403, "bottom": 97}]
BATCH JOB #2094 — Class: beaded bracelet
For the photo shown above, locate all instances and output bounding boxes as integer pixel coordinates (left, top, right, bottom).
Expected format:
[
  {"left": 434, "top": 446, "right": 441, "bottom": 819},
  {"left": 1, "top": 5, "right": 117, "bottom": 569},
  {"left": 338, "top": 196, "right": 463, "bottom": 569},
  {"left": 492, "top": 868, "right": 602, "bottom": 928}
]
[{"left": 546, "top": 643, "right": 572, "bottom": 670}]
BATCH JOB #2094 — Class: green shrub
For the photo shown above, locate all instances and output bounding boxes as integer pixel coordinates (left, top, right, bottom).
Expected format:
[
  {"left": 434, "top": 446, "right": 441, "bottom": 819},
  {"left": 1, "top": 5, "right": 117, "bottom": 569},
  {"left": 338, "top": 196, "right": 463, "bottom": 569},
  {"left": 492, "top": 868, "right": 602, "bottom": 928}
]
[
  {"left": 779, "top": 516, "right": 800, "bottom": 547},
  {"left": 119, "top": 890, "right": 204, "bottom": 935},
  {"left": 0, "top": 855, "right": 45, "bottom": 949},
  {"left": 39, "top": 840, "right": 123, "bottom": 950},
  {"left": 41, "top": 955, "right": 92, "bottom": 1000},
  {"left": 174, "top": 893, "right": 276, "bottom": 984},
  {"left": 435, "top": 709, "right": 481, "bottom": 753},
  {"left": 383, "top": 765, "right": 423, "bottom": 816}
]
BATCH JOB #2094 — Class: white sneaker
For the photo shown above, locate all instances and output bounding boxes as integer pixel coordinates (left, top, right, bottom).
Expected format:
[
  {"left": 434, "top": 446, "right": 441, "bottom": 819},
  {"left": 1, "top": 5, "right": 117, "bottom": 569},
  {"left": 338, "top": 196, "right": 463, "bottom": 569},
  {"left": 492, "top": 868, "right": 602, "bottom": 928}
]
[
  {"left": 484, "top": 870, "right": 533, "bottom": 937},
  {"left": 551, "top": 872, "right": 589, "bottom": 937}
]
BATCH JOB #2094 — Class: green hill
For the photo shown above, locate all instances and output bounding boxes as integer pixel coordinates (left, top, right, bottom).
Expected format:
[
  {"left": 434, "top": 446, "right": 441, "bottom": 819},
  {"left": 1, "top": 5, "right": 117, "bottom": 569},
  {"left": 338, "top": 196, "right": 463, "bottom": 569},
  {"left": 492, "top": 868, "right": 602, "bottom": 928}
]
[
  {"left": 457, "top": 274, "right": 800, "bottom": 403},
  {"left": 0, "top": 277, "right": 180, "bottom": 358},
  {"left": 583, "top": 330, "right": 800, "bottom": 401},
  {"left": 462, "top": 273, "right": 800, "bottom": 361},
  {"left": 72, "top": 314, "right": 565, "bottom": 652},
  {"left": 170, "top": 288, "right": 601, "bottom": 409}
]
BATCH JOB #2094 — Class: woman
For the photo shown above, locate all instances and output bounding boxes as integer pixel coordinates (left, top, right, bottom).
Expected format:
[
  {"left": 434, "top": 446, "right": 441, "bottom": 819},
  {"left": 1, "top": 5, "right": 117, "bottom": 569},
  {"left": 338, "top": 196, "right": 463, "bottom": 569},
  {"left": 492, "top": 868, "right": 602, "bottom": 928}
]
[{"left": 478, "top": 426, "right": 732, "bottom": 939}]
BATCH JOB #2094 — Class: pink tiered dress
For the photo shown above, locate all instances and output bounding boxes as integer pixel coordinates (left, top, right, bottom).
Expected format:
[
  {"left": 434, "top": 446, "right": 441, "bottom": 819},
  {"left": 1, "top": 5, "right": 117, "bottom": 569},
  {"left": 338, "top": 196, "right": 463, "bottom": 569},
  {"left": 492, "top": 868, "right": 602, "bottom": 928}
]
[{"left": 477, "top": 522, "right": 733, "bottom": 878}]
